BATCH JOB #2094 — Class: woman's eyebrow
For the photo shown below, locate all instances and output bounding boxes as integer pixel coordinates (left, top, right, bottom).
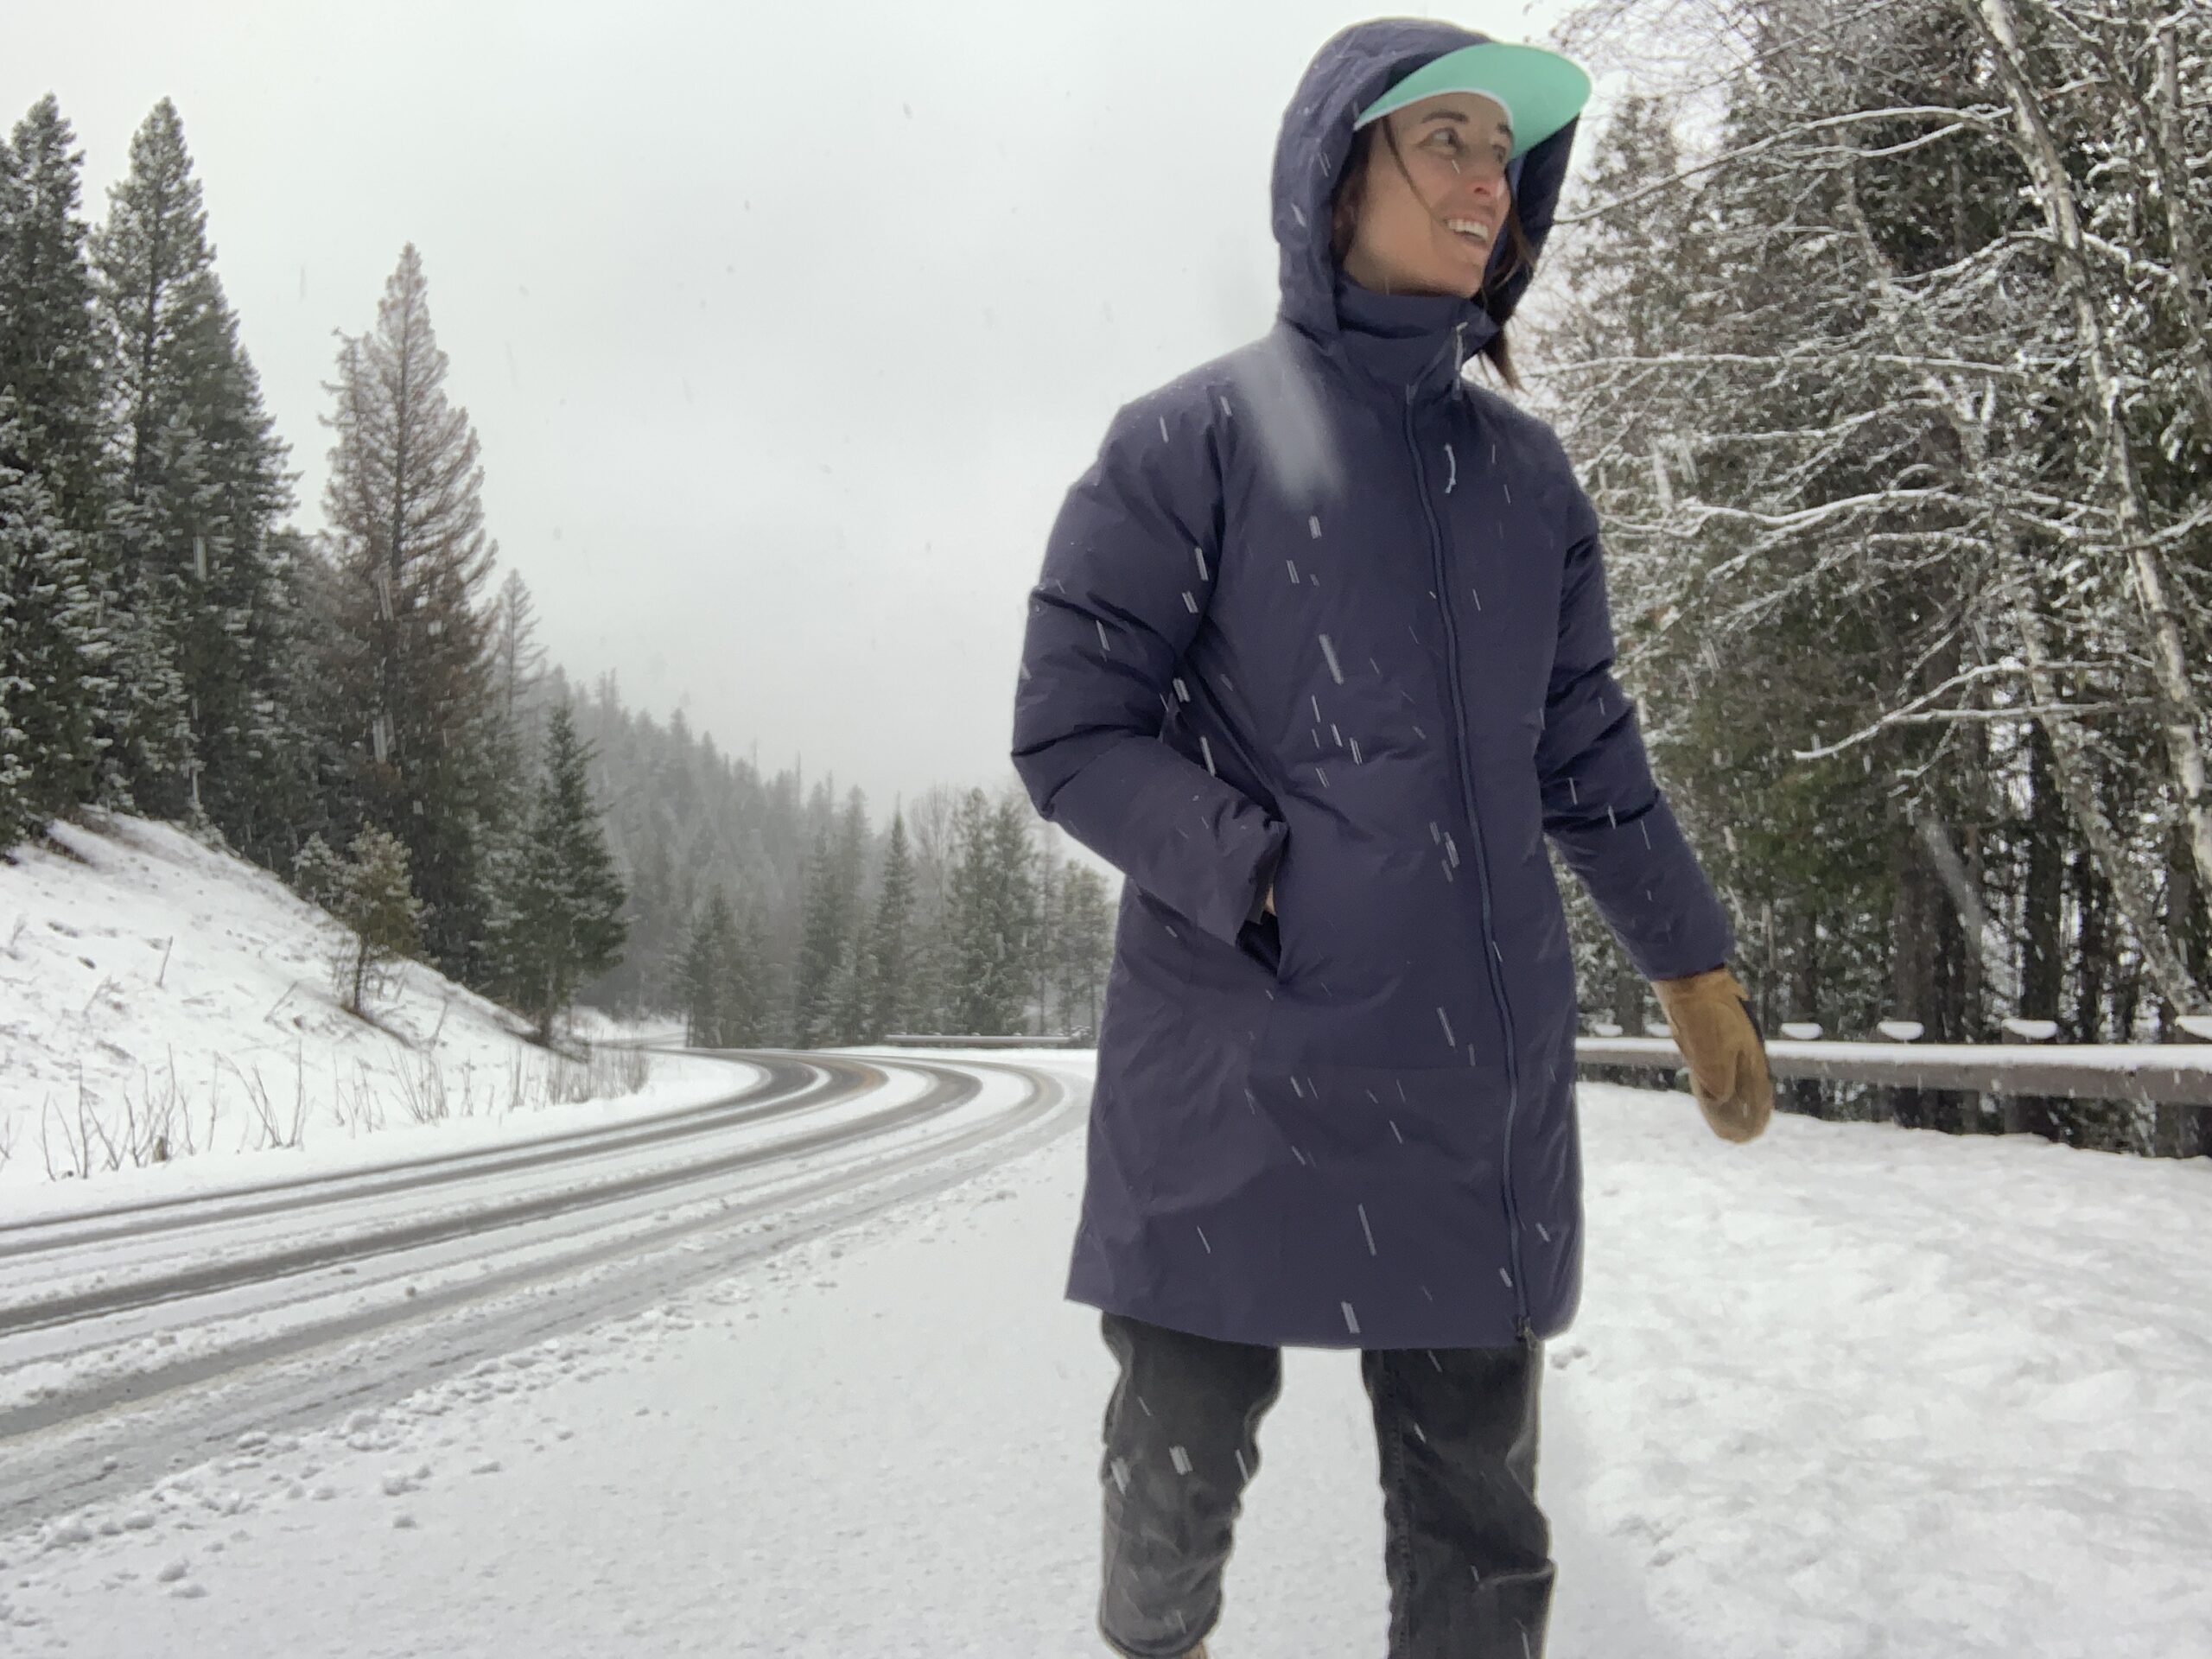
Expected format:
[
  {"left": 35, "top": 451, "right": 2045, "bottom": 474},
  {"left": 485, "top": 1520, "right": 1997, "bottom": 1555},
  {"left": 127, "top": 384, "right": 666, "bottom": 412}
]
[{"left": 1418, "top": 110, "right": 1514, "bottom": 142}]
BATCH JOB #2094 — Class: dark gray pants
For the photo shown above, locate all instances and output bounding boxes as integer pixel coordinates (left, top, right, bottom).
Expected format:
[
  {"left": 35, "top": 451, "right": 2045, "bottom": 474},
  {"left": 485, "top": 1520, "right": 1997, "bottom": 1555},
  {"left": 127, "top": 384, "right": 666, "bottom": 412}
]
[{"left": 1096, "top": 1311, "right": 1553, "bottom": 1659}]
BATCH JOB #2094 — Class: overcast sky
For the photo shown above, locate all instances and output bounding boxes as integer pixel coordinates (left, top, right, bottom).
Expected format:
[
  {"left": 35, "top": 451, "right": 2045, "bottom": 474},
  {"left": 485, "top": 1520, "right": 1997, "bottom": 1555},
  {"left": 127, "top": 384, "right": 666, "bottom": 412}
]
[{"left": 12, "top": 0, "right": 1598, "bottom": 818}]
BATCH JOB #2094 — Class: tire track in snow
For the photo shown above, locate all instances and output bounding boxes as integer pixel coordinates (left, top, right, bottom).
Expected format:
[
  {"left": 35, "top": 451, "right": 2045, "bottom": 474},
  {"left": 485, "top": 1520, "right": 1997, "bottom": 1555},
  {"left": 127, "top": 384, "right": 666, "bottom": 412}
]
[
  {"left": 0, "top": 1054, "right": 883, "bottom": 1337},
  {"left": 0, "top": 1052, "right": 1080, "bottom": 1536}
]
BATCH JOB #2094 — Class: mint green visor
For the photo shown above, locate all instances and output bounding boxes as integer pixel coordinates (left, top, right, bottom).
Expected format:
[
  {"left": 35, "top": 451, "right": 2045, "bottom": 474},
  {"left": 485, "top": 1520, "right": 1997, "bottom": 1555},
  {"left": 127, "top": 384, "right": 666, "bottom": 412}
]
[{"left": 1353, "top": 41, "right": 1592, "bottom": 159}]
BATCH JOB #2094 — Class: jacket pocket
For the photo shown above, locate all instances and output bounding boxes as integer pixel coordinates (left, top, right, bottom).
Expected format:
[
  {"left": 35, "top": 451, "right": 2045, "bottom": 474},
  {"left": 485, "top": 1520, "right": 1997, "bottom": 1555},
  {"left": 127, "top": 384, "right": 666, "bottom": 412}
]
[{"left": 1236, "top": 906, "right": 1282, "bottom": 978}]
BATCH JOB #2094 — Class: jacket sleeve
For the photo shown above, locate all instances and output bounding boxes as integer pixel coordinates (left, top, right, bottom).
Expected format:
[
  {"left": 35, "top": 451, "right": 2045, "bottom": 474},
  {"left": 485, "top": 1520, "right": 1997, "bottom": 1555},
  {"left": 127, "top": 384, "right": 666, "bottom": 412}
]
[
  {"left": 1011, "top": 393, "right": 1287, "bottom": 949},
  {"left": 1535, "top": 474, "right": 1734, "bottom": 982}
]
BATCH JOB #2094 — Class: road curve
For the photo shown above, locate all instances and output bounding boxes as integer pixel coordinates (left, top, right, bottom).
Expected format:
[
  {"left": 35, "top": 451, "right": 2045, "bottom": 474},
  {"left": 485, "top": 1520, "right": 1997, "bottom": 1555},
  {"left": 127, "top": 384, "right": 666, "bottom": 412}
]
[{"left": 0, "top": 1049, "right": 1084, "bottom": 1537}]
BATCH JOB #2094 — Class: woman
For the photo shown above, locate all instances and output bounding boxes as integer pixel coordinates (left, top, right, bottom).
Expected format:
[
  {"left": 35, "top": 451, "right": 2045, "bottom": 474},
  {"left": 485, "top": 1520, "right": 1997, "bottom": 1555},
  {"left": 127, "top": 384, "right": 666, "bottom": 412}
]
[{"left": 1011, "top": 18, "right": 1774, "bottom": 1658}]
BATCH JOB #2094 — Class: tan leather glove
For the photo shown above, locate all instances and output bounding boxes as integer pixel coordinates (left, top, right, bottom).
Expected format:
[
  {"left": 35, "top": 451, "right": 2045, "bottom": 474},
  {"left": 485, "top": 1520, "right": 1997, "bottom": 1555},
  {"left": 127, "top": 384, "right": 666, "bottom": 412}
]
[{"left": 1651, "top": 964, "right": 1774, "bottom": 1143}]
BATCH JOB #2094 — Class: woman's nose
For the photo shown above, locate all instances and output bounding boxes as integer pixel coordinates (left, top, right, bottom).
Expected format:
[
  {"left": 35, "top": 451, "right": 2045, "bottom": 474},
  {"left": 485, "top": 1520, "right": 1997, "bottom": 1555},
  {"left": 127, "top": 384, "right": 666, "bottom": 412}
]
[
  {"left": 1454, "top": 155, "right": 1508, "bottom": 194},
  {"left": 1460, "top": 172, "right": 1506, "bottom": 209}
]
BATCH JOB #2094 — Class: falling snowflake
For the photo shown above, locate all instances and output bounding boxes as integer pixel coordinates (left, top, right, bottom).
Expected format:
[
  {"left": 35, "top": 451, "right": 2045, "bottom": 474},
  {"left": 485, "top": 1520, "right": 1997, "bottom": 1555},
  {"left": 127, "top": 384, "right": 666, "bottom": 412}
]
[{"left": 1318, "top": 634, "right": 1344, "bottom": 683}]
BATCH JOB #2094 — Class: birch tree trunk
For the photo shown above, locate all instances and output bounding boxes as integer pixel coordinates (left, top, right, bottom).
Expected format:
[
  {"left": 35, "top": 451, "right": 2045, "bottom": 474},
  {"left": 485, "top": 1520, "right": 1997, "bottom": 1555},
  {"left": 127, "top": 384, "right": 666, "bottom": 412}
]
[{"left": 1967, "top": 0, "right": 2212, "bottom": 963}]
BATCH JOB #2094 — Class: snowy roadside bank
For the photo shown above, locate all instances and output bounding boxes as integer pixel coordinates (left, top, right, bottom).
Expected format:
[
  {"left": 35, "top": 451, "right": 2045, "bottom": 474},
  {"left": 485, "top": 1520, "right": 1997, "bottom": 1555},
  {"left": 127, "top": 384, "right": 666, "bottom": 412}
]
[
  {"left": 0, "top": 817, "right": 743, "bottom": 1204},
  {"left": 3, "top": 1054, "right": 2204, "bottom": 1656}
]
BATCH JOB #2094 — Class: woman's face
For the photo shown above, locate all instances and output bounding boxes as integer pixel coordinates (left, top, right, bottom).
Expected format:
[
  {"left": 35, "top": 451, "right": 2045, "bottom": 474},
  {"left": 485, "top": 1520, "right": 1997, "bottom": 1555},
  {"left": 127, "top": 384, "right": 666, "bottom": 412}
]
[{"left": 1341, "top": 92, "right": 1513, "bottom": 299}]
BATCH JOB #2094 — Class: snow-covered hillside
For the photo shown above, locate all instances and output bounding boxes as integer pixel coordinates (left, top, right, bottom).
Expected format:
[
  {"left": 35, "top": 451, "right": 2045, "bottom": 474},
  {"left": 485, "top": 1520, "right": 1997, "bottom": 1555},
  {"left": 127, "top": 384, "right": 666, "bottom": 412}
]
[{"left": 0, "top": 816, "right": 731, "bottom": 1198}]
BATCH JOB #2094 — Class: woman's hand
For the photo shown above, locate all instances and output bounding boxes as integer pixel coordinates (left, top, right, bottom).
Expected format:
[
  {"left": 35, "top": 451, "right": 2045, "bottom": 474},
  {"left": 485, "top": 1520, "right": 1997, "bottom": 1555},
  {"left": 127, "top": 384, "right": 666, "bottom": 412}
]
[
  {"left": 1263, "top": 883, "right": 1275, "bottom": 916},
  {"left": 1651, "top": 964, "right": 1773, "bottom": 1142}
]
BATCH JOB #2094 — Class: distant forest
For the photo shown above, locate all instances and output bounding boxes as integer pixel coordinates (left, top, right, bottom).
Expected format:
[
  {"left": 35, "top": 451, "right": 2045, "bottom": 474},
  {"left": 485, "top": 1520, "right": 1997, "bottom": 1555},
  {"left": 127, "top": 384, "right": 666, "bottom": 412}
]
[{"left": 0, "top": 93, "right": 1110, "bottom": 1044}]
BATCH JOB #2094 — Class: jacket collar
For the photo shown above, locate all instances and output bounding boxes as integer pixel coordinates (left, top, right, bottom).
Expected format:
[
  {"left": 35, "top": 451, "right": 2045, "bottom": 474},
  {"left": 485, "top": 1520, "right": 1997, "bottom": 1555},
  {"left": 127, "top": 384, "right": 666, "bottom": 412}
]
[{"left": 1313, "top": 272, "right": 1497, "bottom": 407}]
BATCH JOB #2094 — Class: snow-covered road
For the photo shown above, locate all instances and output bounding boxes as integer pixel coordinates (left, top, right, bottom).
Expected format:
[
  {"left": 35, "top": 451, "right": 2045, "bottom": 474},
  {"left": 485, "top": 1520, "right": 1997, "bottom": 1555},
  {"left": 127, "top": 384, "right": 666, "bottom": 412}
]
[
  {"left": 0, "top": 1050, "right": 1077, "bottom": 1538},
  {"left": 3, "top": 1051, "right": 2207, "bottom": 1657}
]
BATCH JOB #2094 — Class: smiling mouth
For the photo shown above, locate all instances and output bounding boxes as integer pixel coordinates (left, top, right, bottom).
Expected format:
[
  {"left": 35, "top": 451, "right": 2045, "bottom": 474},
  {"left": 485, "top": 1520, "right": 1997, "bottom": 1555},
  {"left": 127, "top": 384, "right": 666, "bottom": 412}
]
[{"left": 1444, "top": 217, "right": 1494, "bottom": 251}]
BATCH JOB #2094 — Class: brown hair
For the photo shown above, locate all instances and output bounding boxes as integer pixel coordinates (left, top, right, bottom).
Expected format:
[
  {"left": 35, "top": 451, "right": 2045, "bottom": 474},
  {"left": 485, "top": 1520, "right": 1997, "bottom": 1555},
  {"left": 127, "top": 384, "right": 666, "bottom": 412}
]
[{"left": 1328, "top": 119, "right": 1534, "bottom": 391}]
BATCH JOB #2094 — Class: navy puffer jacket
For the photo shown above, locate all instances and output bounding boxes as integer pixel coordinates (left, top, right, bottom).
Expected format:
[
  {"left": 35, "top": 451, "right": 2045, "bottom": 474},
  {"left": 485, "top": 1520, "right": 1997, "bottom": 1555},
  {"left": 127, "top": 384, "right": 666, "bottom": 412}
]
[{"left": 1012, "top": 17, "right": 1733, "bottom": 1350}]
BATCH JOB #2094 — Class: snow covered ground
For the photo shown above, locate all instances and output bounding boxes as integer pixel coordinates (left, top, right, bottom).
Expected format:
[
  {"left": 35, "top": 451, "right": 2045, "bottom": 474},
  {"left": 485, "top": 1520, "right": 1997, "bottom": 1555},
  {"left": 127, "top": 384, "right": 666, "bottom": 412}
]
[
  {"left": 3, "top": 1050, "right": 2205, "bottom": 1657},
  {"left": 0, "top": 817, "right": 736, "bottom": 1199}
]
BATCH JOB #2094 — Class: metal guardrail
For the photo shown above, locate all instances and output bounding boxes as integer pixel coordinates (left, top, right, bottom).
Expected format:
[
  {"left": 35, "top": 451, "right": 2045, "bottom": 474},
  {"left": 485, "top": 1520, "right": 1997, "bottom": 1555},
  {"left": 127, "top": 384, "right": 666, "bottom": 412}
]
[
  {"left": 874, "top": 1033, "right": 1091, "bottom": 1050},
  {"left": 1576, "top": 1037, "right": 2212, "bottom": 1107}
]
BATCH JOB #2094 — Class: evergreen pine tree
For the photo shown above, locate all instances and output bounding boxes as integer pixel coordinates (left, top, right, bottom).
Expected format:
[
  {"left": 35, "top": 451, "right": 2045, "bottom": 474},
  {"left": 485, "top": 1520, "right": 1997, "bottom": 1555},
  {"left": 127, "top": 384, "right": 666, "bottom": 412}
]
[
  {"left": 945, "top": 788, "right": 1037, "bottom": 1033},
  {"left": 473, "top": 570, "right": 549, "bottom": 979},
  {"left": 988, "top": 790, "right": 1040, "bottom": 1030},
  {"left": 1032, "top": 842, "right": 1061, "bottom": 1036},
  {"left": 832, "top": 929, "right": 875, "bottom": 1045},
  {"left": 0, "top": 396, "right": 105, "bottom": 844},
  {"left": 91, "top": 99, "right": 296, "bottom": 848},
  {"left": 792, "top": 789, "right": 869, "bottom": 1045},
  {"left": 722, "top": 902, "right": 770, "bottom": 1046},
  {"left": 493, "top": 702, "right": 628, "bottom": 1042},
  {"left": 320, "top": 244, "right": 500, "bottom": 981},
  {"left": 0, "top": 96, "right": 130, "bottom": 826},
  {"left": 1052, "top": 862, "right": 1115, "bottom": 1040},
  {"left": 318, "top": 825, "right": 424, "bottom": 1016},
  {"left": 0, "top": 99, "right": 109, "bottom": 551},
  {"left": 792, "top": 821, "right": 842, "bottom": 1044},
  {"left": 679, "top": 886, "right": 735, "bottom": 1046},
  {"left": 866, "top": 809, "right": 918, "bottom": 1039}
]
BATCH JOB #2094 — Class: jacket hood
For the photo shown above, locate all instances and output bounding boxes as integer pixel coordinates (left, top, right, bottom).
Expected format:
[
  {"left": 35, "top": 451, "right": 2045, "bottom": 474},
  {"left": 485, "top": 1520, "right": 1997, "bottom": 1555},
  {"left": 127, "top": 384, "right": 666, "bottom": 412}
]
[{"left": 1270, "top": 17, "right": 1579, "bottom": 351}]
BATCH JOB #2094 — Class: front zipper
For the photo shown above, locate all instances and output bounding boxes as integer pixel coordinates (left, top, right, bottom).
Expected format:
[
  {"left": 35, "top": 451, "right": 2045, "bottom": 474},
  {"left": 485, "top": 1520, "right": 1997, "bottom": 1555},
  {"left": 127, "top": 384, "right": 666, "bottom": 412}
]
[{"left": 1402, "top": 391, "right": 1530, "bottom": 1337}]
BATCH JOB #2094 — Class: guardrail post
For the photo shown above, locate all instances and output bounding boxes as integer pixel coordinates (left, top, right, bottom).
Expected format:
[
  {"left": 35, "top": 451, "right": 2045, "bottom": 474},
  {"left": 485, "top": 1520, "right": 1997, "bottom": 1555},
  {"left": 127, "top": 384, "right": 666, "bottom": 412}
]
[{"left": 1999, "top": 1017, "right": 2060, "bottom": 1137}]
